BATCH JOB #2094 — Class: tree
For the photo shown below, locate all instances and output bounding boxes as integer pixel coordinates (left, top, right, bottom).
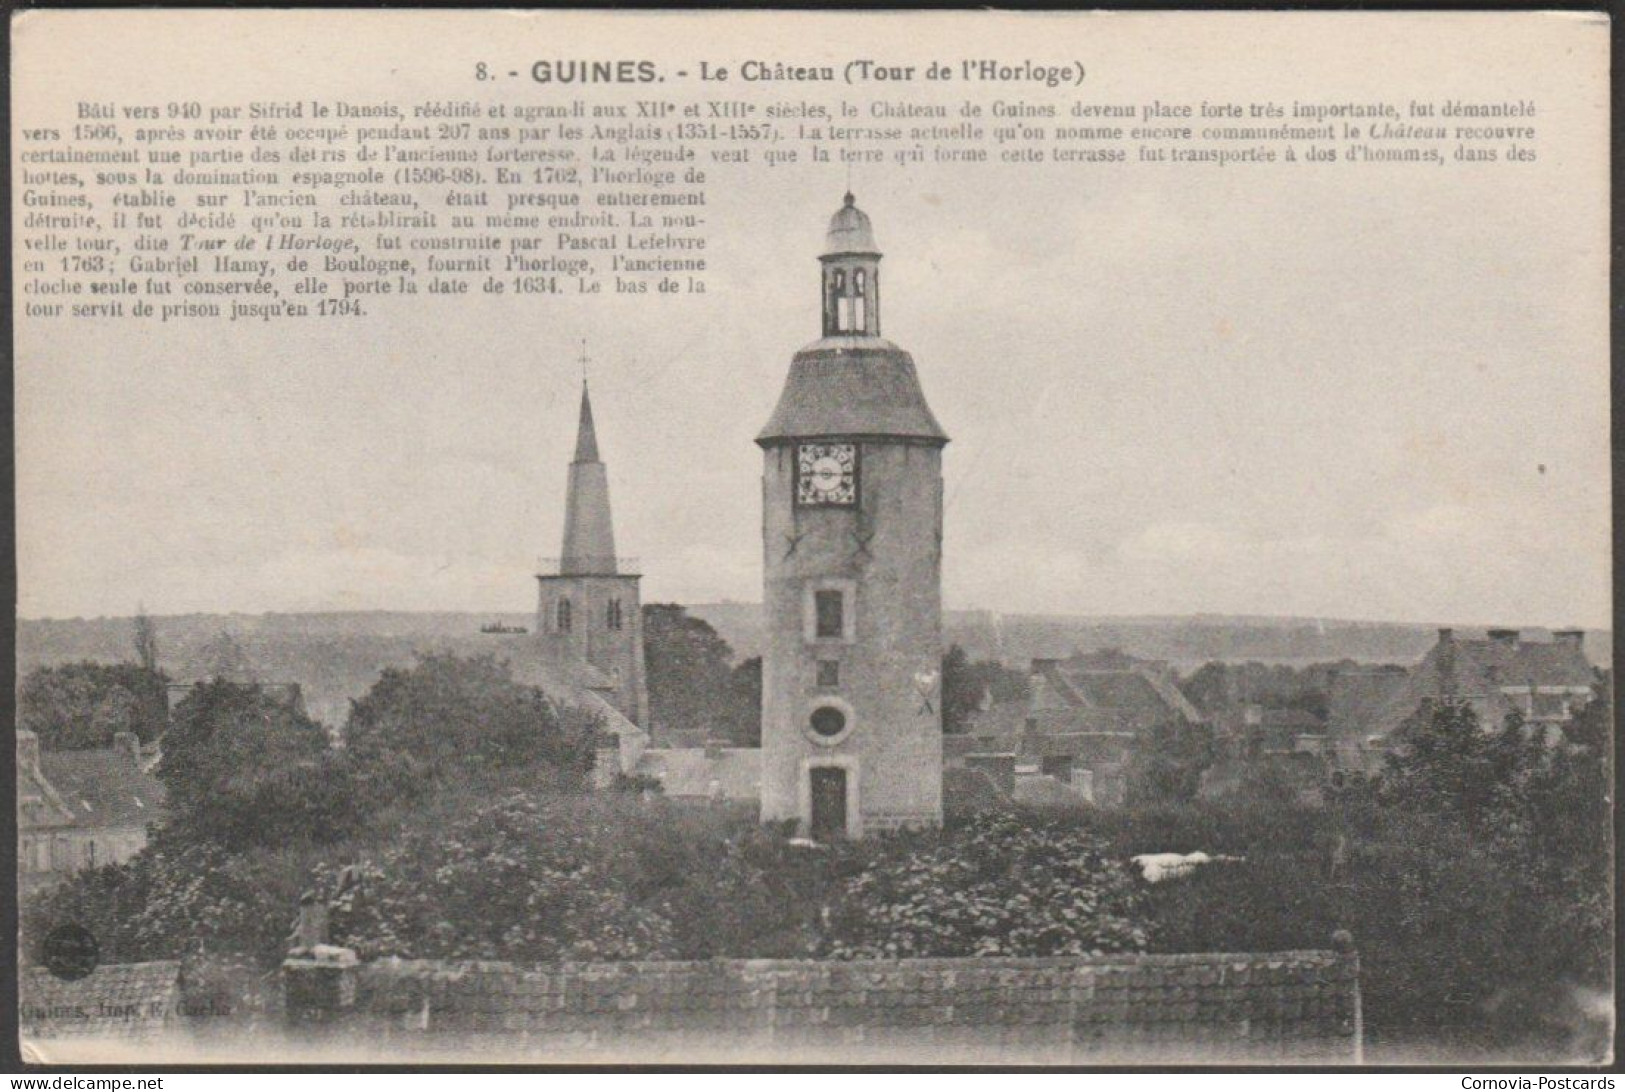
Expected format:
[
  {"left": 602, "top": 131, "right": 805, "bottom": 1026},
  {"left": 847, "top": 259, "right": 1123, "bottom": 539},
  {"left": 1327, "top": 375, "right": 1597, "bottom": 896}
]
[
  {"left": 159, "top": 678, "right": 362, "bottom": 848},
  {"left": 132, "top": 606, "right": 161, "bottom": 676},
  {"left": 19, "top": 662, "right": 169, "bottom": 750},
  {"left": 642, "top": 603, "right": 742, "bottom": 740},
  {"left": 725, "top": 656, "right": 763, "bottom": 747},
  {"left": 1126, "top": 719, "right": 1217, "bottom": 805},
  {"left": 198, "top": 630, "right": 257, "bottom": 683},
  {"left": 343, "top": 652, "right": 596, "bottom": 793},
  {"left": 940, "top": 645, "right": 981, "bottom": 732},
  {"left": 1378, "top": 699, "right": 1545, "bottom": 828},
  {"left": 941, "top": 644, "right": 1029, "bottom": 733}
]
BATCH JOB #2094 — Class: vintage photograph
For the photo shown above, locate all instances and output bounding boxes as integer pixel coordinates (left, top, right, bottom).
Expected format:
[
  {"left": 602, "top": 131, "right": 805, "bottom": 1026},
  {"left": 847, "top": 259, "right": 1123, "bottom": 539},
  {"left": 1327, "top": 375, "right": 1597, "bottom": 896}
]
[{"left": 10, "top": 8, "right": 1613, "bottom": 1069}]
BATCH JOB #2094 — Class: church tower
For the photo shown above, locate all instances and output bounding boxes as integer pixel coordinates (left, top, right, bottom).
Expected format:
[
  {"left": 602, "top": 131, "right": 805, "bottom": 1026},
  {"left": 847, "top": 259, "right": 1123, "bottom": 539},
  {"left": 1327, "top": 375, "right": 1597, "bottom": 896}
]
[
  {"left": 536, "top": 381, "right": 649, "bottom": 728},
  {"left": 757, "top": 194, "right": 949, "bottom": 838}
]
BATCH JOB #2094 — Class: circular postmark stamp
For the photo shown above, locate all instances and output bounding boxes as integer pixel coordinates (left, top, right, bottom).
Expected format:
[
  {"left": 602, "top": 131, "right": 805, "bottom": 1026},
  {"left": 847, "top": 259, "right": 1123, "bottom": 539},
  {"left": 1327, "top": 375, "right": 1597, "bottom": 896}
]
[{"left": 41, "top": 922, "right": 100, "bottom": 982}]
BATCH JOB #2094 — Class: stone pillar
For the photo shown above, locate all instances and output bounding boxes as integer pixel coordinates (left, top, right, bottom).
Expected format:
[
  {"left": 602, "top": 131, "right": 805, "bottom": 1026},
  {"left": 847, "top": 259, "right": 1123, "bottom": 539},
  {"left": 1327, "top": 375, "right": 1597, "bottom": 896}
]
[
  {"left": 1331, "top": 929, "right": 1362, "bottom": 1064},
  {"left": 282, "top": 891, "right": 358, "bottom": 1029}
]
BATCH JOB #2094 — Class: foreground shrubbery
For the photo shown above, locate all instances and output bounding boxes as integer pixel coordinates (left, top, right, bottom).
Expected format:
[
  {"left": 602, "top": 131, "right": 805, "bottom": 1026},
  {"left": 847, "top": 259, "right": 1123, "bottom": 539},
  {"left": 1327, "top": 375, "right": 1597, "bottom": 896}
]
[
  {"left": 26, "top": 796, "right": 1148, "bottom": 969},
  {"left": 824, "top": 812, "right": 1147, "bottom": 959},
  {"left": 24, "top": 675, "right": 1610, "bottom": 1062}
]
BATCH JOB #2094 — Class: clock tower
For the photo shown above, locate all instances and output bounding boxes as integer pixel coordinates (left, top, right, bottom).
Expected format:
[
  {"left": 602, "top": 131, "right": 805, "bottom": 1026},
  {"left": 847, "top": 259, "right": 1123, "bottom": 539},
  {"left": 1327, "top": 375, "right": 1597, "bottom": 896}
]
[{"left": 757, "top": 193, "right": 949, "bottom": 838}]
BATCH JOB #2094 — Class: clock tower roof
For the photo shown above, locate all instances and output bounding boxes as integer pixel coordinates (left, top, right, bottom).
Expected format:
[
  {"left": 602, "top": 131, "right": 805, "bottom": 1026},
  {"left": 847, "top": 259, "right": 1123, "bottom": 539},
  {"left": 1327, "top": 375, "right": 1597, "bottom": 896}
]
[
  {"left": 756, "top": 339, "right": 948, "bottom": 446},
  {"left": 759, "top": 194, "right": 947, "bottom": 447}
]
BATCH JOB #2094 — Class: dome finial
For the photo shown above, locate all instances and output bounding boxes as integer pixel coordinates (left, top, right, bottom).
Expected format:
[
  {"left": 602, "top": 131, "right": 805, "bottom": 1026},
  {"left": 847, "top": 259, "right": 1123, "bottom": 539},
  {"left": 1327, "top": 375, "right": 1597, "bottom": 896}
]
[{"left": 822, "top": 192, "right": 878, "bottom": 257}]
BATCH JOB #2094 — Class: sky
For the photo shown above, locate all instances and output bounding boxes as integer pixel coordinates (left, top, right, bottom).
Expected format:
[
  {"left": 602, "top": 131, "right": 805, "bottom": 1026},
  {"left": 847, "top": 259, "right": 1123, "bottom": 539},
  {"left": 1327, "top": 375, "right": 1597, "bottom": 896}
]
[{"left": 14, "top": 11, "right": 1612, "bottom": 628}]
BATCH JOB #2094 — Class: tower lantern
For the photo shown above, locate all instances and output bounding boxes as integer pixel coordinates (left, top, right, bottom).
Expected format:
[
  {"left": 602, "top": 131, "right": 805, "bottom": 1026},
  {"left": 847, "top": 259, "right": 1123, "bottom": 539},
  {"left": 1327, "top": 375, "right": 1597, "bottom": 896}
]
[
  {"left": 821, "top": 192, "right": 881, "bottom": 337},
  {"left": 757, "top": 194, "right": 949, "bottom": 839}
]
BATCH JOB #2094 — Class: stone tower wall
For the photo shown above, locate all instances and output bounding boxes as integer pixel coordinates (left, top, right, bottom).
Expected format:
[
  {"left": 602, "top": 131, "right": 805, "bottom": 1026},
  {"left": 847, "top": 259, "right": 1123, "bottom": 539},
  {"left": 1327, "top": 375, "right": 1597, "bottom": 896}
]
[{"left": 760, "top": 439, "right": 944, "bottom": 833}]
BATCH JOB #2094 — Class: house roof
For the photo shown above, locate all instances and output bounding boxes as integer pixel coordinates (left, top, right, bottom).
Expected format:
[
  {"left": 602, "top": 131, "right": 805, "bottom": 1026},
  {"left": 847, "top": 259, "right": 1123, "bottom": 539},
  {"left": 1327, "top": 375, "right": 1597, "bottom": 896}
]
[
  {"left": 957, "top": 698, "right": 1029, "bottom": 739},
  {"left": 1327, "top": 668, "right": 1410, "bottom": 738},
  {"left": 1030, "top": 661, "right": 1201, "bottom": 732},
  {"left": 20, "top": 961, "right": 181, "bottom": 1040},
  {"left": 1362, "top": 634, "right": 1597, "bottom": 738},
  {"left": 30, "top": 749, "right": 165, "bottom": 832},
  {"left": 756, "top": 342, "right": 949, "bottom": 446},
  {"left": 349, "top": 950, "right": 1360, "bottom": 1062}
]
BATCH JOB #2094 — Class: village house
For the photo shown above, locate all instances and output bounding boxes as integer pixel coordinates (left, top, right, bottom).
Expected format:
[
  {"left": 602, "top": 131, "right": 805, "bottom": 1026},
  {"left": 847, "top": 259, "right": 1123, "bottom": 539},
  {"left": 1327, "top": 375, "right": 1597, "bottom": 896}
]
[
  {"left": 16, "top": 729, "right": 165, "bottom": 893},
  {"left": 1329, "top": 627, "right": 1599, "bottom": 748},
  {"left": 950, "top": 651, "right": 1206, "bottom": 808}
]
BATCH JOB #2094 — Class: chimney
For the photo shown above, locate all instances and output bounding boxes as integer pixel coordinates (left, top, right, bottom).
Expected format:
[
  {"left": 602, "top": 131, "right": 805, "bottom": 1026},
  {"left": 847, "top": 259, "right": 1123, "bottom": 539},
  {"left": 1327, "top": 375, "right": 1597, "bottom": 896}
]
[
  {"left": 16, "top": 730, "right": 40, "bottom": 774},
  {"left": 1554, "top": 628, "right": 1585, "bottom": 650},
  {"left": 112, "top": 731, "right": 140, "bottom": 765},
  {"left": 1487, "top": 628, "right": 1521, "bottom": 648}
]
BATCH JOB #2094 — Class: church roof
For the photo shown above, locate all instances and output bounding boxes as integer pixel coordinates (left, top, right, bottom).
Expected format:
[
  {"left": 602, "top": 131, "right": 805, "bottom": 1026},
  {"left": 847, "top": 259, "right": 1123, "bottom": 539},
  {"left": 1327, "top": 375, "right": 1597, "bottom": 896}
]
[
  {"left": 756, "top": 339, "right": 949, "bottom": 445},
  {"left": 823, "top": 192, "right": 878, "bottom": 257}
]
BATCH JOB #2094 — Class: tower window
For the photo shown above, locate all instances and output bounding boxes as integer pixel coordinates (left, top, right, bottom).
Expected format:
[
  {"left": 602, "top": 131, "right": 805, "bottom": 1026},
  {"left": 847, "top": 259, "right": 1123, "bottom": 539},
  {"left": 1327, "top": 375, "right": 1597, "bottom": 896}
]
[
  {"left": 853, "top": 269, "right": 866, "bottom": 330},
  {"left": 814, "top": 590, "right": 844, "bottom": 639},
  {"left": 816, "top": 660, "right": 840, "bottom": 688},
  {"left": 556, "top": 599, "right": 573, "bottom": 633},
  {"left": 809, "top": 706, "right": 847, "bottom": 739},
  {"left": 606, "top": 599, "right": 623, "bottom": 630}
]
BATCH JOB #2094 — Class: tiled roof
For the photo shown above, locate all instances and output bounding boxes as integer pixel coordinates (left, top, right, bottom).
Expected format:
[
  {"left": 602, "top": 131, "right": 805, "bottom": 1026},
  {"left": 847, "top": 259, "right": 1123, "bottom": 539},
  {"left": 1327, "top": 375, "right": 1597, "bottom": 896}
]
[
  {"left": 1364, "top": 635, "right": 1598, "bottom": 738},
  {"left": 31, "top": 750, "right": 165, "bottom": 831},
  {"left": 490, "top": 636, "right": 642, "bottom": 745},
  {"left": 960, "top": 699, "right": 1029, "bottom": 739},
  {"left": 1032, "top": 662, "right": 1200, "bottom": 733},
  {"left": 346, "top": 951, "right": 1360, "bottom": 1063},
  {"left": 20, "top": 961, "right": 181, "bottom": 1041},
  {"left": 756, "top": 342, "right": 949, "bottom": 445},
  {"left": 1327, "top": 668, "right": 1410, "bottom": 738}
]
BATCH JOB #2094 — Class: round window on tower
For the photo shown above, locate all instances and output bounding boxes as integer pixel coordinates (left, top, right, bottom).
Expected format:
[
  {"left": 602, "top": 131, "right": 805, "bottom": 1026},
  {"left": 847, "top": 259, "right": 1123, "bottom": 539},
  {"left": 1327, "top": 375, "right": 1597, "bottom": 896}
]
[{"left": 805, "top": 700, "right": 854, "bottom": 746}]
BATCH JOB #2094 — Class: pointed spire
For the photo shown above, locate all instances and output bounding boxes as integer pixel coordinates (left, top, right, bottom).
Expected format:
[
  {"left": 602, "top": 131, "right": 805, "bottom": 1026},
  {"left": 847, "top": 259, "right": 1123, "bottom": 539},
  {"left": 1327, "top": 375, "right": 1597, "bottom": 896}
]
[
  {"left": 574, "top": 381, "right": 601, "bottom": 463},
  {"left": 560, "top": 375, "right": 616, "bottom": 575}
]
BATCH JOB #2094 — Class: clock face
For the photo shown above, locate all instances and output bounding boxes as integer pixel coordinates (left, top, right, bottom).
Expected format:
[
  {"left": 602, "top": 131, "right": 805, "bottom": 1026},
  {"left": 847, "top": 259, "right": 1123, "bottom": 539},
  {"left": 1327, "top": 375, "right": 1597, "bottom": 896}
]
[{"left": 797, "top": 443, "right": 858, "bottom": 507}]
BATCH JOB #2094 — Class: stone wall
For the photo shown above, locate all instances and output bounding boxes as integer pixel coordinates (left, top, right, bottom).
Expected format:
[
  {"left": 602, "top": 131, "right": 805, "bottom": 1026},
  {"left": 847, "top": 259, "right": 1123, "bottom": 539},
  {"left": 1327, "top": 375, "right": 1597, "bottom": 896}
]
[{"left": 291, "top": 947, "right": 1362, "bottom": 1064}]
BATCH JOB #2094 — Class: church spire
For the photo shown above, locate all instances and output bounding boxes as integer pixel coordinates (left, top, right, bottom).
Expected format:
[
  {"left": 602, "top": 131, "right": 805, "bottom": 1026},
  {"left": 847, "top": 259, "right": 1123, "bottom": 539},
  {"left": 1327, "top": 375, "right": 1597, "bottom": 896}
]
[
  {"left": 573, "top": 381, "right": 601, "bottom": 463},
  {"left": 560, "top": 378, "right": 617, "bottom": 574}
]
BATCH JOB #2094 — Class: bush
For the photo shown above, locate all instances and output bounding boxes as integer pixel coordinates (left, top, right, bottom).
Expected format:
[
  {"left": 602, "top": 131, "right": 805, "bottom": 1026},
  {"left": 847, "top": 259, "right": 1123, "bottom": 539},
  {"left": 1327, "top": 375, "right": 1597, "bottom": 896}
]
[{"left": 823, "top": 812, "right": 1149, "bottom": 959}]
